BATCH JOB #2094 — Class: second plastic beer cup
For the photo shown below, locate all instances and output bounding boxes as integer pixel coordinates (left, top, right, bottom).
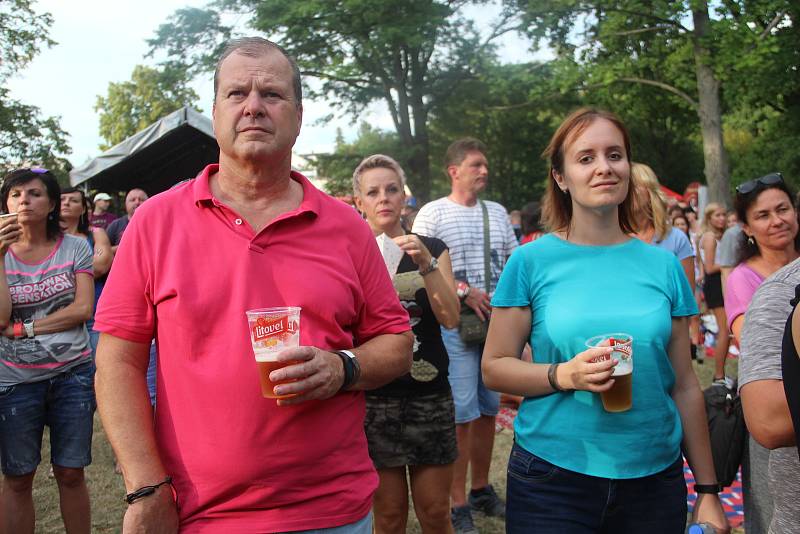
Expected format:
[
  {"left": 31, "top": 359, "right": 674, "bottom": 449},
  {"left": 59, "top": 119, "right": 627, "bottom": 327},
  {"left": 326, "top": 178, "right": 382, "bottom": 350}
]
[
  {"left": 585, "top": 333, "right": 634, "bottom": 412},
  {"left": 245, "top": 307, "right": 301, "bottom": 399}
]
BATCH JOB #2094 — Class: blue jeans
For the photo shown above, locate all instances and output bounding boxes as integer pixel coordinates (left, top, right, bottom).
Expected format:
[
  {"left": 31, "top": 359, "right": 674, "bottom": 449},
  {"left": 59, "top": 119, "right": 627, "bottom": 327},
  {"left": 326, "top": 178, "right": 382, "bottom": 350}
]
[
  {"left": 441, "top": 327, "right": 499, "bottom": 423},
  {"left": 0, "top": 361, "right": 96, "bottom": 476},
  {"left": 506, "top": 442, "right": 687, "bottom": 534},
  {"left": 277, "top": 512, "right": 372, "bottom": 534}
]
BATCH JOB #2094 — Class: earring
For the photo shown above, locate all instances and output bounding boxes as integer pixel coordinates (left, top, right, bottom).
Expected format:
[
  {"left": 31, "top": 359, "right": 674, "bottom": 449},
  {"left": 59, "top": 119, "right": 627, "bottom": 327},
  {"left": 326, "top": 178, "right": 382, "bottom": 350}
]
[{"left": 747, "top": 236, "right": 755, "bottom": 246}]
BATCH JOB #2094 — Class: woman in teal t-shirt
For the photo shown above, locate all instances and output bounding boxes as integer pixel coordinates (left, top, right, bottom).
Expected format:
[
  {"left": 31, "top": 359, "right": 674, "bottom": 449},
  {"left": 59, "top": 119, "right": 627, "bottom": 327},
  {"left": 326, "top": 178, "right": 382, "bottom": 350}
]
[{"left": 482, "top": 108, "right": 729, "bottom": 534}]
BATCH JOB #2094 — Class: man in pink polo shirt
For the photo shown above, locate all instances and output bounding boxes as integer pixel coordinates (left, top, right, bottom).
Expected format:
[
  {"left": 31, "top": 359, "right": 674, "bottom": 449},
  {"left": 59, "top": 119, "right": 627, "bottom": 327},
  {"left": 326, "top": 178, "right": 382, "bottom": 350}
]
[{"left": 94, "top": 37, "right": 413, "bottom": 534}]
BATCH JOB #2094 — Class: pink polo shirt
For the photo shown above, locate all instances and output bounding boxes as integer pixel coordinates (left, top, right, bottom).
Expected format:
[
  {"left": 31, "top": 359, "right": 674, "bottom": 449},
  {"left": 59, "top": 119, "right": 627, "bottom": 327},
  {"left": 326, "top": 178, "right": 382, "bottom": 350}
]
[{"left": 95, "top": 164, "right": 410, "bottom": 533}]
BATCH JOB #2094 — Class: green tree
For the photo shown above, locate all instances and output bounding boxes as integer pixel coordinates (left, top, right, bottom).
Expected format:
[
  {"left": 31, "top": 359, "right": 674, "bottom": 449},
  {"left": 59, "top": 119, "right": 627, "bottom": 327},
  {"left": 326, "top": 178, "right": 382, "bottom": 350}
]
[
  {"left": 505, "top": 0, "right": 797, "bottom": 206},
  {"left": 148, "top": 0, "right": 512, "bottom": 202},
  {"left": 95, "top": 64, "right": 201, "bottom": 149},
  {"left": 312, "top": 123, "right": 412, "bottom": 197},
  {"left": 0, "top": 0, "right": 71, "bottom": 176}
]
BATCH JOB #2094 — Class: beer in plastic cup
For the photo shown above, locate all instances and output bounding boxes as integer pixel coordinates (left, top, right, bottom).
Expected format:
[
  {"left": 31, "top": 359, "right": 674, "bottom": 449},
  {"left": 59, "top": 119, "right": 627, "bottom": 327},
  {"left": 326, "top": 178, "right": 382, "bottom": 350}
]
[
  {"left": 585, "top": 333, "right": 634, "bottom": 412},
  {"left": 245, "top": 307, "right": 301, "bottom": 399}
]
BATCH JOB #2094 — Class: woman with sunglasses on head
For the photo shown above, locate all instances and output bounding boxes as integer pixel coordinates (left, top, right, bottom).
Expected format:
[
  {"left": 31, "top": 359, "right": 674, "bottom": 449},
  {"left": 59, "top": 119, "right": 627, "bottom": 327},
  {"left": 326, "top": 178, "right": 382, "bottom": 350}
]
[
  {"left": 725, "top": 173, "right": 799, "bottom": 342},
  {"left": 723, "top": 173, "right": 799, "bottom": 534},
  {"left": 352, "top": 155, "right": 460, "bottom": 534},
  {"left": 699, "top": 202, "right": 731, "bottom": 383},
  {"left": 482, "top": 108, "right": 728, "bottom": 534},
  {"left": 0, "top": 169, "right": 95, "bottom": 534},
  {"left": 60, "top": 187, "right": 112, "bottom": 355}
]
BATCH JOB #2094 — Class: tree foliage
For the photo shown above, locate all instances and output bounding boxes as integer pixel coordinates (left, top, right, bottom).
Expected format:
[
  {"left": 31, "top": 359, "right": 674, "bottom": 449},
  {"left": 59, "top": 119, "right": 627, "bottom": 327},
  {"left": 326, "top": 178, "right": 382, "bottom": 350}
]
[
  {"left": 505, "top": 0, "right": 798, "bottom": 204},
  {"left": 312, "top": 123, "right": 412, "bottom": 198},
  {"left": 0, "top": 0, "right": 71, "bottom": 177},
  {"left": 94, "top": 64, "right": 201, "bottom": 149},
  {"left": 148, "top": 0, "right": 511, "bottom": 201}
]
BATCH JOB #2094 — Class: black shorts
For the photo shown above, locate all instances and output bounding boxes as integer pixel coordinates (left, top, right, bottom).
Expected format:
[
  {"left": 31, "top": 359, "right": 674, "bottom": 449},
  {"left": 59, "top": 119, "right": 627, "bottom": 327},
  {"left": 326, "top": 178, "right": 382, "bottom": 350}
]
[
  {"left": 364, "top": 390, "right": 457, "bottom": 469},
  {"left": 704, "top": 272, "right": 724, "bottom": 309}
]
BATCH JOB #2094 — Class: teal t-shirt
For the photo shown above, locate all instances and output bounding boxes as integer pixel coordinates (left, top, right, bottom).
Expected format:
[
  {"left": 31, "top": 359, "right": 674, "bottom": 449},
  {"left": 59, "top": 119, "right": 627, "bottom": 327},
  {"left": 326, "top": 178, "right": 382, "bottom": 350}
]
[{"left": 491, "top": 234, "right": 698, "bottom": 479}]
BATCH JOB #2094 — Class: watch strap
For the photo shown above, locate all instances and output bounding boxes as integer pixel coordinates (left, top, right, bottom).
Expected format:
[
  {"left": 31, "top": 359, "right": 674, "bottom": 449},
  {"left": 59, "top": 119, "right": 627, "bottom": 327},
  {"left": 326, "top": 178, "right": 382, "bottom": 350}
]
[
  {"left": 694, "top": 483, "right": 722, "bottom": 494},
  {"left": 419, "top": 256, "right": 438, "bottom": 276},
  {"left": 334, "top": 350, "right": 360, "bottom": 391}
]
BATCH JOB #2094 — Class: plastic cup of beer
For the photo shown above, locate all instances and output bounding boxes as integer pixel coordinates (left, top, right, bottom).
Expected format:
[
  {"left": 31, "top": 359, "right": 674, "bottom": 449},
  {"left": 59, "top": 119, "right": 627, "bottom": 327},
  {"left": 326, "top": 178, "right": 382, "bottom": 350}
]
[
  {"left": 245, "top": 307, "right": 301, "bottom": 399},
  {"left": 585, "top": 333, "right": 634, "bottom": 412}
]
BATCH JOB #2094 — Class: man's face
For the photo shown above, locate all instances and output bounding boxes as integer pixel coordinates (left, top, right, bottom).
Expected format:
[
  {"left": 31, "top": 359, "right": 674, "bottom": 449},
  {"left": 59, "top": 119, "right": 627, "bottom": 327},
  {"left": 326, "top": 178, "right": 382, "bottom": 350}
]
[
  {"left": 449, "top": 151, "right": 489, "bottom": 195},
  {"left": 95, "top": 198, "right": 110, "bottom": 212},
  {"left": 212, "top": 50, "right": 302, "bottom": 165},
  {"left": 126, "top": 189, "right": 148, "bottom": 217}
]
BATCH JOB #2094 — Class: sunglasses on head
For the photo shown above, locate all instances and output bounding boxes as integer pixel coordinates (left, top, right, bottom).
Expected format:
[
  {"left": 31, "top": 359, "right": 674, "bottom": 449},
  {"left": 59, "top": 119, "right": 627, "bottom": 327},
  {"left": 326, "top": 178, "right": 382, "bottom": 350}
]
[{"left": 735, "top": 172, "right": 784, "bottom": 195}]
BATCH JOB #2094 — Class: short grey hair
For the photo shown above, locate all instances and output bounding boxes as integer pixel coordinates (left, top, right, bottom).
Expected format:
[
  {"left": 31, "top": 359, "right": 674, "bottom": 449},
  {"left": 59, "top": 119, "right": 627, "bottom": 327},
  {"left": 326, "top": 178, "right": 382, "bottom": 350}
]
[
  {"left": 352, "top": 154, "right": 407, "bottom": 197},
  {"left": 214, "top": 37, "right": 302, "bottom": 108}
]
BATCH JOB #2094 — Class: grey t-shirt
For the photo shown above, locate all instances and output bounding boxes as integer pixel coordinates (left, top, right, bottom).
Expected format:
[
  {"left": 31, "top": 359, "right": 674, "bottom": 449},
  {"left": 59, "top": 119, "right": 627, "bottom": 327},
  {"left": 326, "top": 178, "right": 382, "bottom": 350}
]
[
  {"left": 0, "top": 234, "right": 93, "bottom": 385},
  {"left": 717, "top": 224, "right": 742, "bottom": 267},
  {"left": 740, "top": 258, "right": 800, "bottom": 534}
]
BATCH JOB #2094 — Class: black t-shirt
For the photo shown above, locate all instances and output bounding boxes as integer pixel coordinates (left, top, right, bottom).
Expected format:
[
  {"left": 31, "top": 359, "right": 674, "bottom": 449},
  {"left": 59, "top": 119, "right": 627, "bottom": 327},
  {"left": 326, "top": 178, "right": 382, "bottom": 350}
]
[
  {"left": 782, "top": 284, "right": 800, "bottom": 461},
  {"left": 369, "top": 234, "right": 451, "bottom": 397}
]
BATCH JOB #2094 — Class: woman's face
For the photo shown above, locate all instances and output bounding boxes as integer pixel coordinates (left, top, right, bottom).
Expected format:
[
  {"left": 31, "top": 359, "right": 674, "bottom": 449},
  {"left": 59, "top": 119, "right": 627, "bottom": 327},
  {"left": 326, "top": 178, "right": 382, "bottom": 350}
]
[
  {"left": 744, "top": 188, "right": 798, "bottom": 253},
  {"left": 709, "top": 208, "right": 727, "bottom": 231},
  {"left": 60, "top": 191, "right": 85, "bottom": 221},
  {"left": 354, "top": 166, "right": 405, "bottom": 232},
  {"left": 6, "top": 178, "right": 54, "bottom": 225},
  {"left": 673, "top": 216, "right": 689, "bottom": 234},
  {"left": 554, "top": 118, "right": 630, "bottom": 215}
]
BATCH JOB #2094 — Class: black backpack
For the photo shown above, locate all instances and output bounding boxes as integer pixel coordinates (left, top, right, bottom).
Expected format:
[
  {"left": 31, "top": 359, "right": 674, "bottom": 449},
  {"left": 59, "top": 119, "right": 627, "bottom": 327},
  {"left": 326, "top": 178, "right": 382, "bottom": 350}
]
[{"left": 703, "top": 380, "right": 746, "bottom": 487}]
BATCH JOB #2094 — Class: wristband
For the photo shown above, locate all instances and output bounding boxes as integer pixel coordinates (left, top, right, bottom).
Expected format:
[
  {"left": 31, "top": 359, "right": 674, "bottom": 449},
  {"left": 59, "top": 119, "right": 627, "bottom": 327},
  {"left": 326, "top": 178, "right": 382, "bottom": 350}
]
[
  {"left": 547, "top": 363, "right": 566, "bottom": 392},
  {"left": 125, "top": 476, "right": 175, "bottom": 505},
  {"left": 12, "top": 322, "right": 23, "bottom": 339},
  {"left": 694, "top": 483, "right": 722, "bottom": 494},
  {"left": 334, "top": 350, "right": 360, "bottom": 391}
]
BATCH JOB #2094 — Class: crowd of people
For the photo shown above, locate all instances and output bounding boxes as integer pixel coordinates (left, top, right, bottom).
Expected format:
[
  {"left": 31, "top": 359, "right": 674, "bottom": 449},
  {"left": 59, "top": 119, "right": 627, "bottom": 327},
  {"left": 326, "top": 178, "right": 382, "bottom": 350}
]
[{"left": 0, "top": 36, "right": 797, "bottom": 534}]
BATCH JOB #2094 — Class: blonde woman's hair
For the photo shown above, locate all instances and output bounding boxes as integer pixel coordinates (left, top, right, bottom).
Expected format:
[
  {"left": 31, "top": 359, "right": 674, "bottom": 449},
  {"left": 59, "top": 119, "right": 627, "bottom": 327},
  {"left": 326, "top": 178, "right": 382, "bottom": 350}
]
[
  {"left": 701, "top": 202, "right": 725, "bottom": 234},
  {"left": 630, "top": 163, "right": 670, "bottom": 240},
  {"left": 352, "top": 154, "right": 407, "bottom": 197}
]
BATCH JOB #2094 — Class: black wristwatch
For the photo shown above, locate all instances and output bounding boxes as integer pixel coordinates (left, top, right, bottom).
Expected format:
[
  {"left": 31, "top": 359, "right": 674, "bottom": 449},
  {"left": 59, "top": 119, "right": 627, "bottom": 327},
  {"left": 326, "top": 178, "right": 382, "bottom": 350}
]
[
  {"left": 334, "top": 350, "right": 361, "bottom": 391},
  {"left": 694, "top": 483, "right": 722, "bottom": 494}
]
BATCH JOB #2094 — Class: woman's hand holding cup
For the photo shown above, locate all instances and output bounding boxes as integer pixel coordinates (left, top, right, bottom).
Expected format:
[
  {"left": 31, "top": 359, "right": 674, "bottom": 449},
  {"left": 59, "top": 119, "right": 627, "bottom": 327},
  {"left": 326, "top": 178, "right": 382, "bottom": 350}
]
[
  {"left": 558, "top": 346, "right": 618, "bottom": 392},
  {"left": 0, "top": 214, "right": 20, "bottom": 256}
]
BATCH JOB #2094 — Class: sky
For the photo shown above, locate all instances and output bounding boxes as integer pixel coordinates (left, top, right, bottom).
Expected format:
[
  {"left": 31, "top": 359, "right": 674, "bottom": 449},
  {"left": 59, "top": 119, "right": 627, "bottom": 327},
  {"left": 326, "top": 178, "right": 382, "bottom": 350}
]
[{"left": 7, "top": 0, "right": 544, "bottom": 169}]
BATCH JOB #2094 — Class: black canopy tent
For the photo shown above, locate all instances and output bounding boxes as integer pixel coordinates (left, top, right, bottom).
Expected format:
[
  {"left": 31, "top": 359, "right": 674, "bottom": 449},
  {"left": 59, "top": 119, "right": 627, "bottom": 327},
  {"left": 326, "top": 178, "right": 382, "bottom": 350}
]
[{"left": 69, "top": 107, "right": 218, "bottom": 196}]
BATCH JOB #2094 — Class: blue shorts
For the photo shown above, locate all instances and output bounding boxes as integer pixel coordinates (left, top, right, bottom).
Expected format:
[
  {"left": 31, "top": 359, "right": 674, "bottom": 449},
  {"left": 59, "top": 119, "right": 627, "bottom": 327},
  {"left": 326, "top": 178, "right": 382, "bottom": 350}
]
[
  {"left": 441, "top": 327, "right": 499, "bottom": 424},
  {"left": 277, "top": 512, "right": 372, "bottom": 533},
  {"left": 0, "top": 361, "right": 96, "bottom": 476}
]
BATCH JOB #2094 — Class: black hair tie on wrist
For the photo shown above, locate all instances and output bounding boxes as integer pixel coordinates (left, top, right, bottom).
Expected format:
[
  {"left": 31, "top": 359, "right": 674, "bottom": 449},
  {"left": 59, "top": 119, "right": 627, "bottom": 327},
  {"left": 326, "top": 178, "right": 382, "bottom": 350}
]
[{"left": 125, "top": 476, "right": 174, "bottom": 505}]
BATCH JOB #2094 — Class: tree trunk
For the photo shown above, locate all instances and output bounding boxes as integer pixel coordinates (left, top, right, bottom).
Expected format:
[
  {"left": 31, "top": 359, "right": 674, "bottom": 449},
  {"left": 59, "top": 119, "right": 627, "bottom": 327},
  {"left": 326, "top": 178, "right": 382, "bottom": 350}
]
[
  {"left": 692, "top": 3, "right": 731, "bottom": 208},
  {"left": 406, "top": 132, "right": 432, "bottom": 203}
]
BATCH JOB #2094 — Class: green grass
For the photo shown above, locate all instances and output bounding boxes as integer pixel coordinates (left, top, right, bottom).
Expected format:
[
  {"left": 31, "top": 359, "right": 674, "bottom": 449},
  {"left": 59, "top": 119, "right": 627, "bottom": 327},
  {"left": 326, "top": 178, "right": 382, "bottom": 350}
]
[{"left": 27, "top": 356, "right": 743, "bottom": 533}]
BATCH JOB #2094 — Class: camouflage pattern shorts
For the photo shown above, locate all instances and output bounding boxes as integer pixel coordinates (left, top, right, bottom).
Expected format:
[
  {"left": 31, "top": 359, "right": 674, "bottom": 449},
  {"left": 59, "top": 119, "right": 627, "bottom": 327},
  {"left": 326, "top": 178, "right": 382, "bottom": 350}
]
[{"left": 364, "top": 390, "right": 457, "bottom": 469}]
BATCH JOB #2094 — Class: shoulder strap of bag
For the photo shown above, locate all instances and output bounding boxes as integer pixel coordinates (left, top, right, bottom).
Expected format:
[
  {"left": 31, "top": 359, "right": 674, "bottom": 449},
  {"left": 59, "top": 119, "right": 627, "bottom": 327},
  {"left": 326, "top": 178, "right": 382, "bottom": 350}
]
[{"left": 480, "top": 200, "right": 491, "bottom": 293}]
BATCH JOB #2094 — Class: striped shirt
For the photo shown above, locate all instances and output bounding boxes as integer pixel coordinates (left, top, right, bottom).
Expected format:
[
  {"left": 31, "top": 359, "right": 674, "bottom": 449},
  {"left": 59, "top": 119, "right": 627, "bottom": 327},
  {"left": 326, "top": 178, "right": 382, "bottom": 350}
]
[{"left": 412, "top": 197, "right": 517, "bottom": 293}]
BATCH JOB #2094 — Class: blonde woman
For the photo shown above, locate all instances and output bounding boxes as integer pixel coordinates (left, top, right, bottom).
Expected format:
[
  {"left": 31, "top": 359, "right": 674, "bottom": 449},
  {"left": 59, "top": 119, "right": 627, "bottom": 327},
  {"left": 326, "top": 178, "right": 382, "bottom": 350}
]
[
  {"left": 699, "top": 203, "right": 731, "bottom": 383},
  {"left": 353, "top": 154, "right": 460, "bottom": 534},
  {"left": 631, "top": 163, "right": 702, "bottom": 359}
]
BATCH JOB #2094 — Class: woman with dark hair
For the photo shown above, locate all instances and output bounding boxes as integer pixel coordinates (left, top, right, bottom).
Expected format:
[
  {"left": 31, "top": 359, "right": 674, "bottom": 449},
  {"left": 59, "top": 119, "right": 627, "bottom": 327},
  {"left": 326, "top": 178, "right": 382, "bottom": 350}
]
[
  {"left": 482, "top": 108, "right": 728, "bottom": 533},
  {"left": 725, "top": 173, "right": 799, "bottom": 341},
  {"left": 60, "top": 187, "right": 112, "bottom": 354},
  {"left": 519, "top": 201, "right": 544, "bottom": 244},
  {"left": 0, "top": 168, "right": 95, "bottom": 533}
]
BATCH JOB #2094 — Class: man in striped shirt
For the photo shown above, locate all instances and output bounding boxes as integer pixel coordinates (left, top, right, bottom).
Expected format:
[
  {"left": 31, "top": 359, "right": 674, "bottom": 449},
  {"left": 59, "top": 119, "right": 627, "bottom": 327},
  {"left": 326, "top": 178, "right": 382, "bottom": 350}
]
[{"left": 413, "top": 138, "right": 517, "bottom": 533}]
